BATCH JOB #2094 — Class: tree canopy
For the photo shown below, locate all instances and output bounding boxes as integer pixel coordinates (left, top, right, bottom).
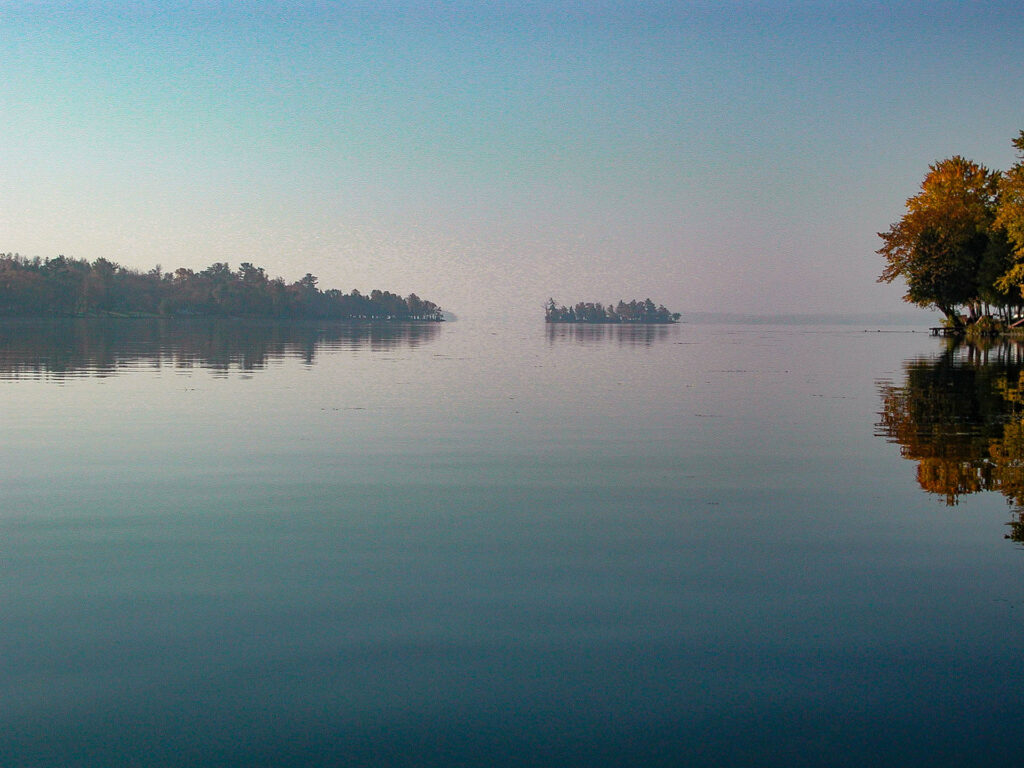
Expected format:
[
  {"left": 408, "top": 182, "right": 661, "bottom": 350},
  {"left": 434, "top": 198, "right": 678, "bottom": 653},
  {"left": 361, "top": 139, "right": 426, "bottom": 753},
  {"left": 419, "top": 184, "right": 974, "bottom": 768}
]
[
  {"left": 0, "top": 255, "right": 443, "bottom": 321},
  {"left": 877, "top": 130, "right": 1024, "bottom": 330},
  {"left": 877, "top": 156, "right": 1005, "bottom": 327},
  {"left": 993, "top": 131, "right": 1024, "bottom": 293}
]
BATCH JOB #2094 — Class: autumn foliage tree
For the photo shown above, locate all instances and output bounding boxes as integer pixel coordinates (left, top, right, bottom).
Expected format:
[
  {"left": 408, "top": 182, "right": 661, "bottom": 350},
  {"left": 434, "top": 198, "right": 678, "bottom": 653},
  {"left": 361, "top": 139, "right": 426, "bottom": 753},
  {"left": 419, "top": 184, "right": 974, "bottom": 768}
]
[
  {"left": 994, "top": 131, "right": 1024, "bottom": 295},
  {"left": 876, "top": 131, "right": 1024, "bottom": 330},
  {"left": 877, "top": 156, "right": 1003, "bottom": 329}
]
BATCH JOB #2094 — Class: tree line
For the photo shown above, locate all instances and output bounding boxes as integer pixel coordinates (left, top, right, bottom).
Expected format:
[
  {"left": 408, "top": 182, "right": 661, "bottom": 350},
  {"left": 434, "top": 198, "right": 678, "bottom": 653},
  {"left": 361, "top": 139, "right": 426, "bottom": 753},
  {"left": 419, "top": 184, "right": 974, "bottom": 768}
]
[
  {"left": 0, "top": 255, "right": 443, "bottom": 321},
  {"left": 545, "top": 298, "right": 680, "bottom": 323},
  {"left": 878, "top": 129, "right": 1024, "bottom": 331}
]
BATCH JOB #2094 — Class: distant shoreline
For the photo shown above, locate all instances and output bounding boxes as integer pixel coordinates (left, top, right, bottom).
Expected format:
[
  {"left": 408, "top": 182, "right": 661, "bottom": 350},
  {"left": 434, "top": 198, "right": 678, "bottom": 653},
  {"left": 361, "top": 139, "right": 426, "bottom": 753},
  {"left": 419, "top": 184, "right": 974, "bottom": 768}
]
[
  {"left": 0, "top": 313, "right": 444, "bottom": 323},
  {"left": 0, "top": 255, "right": 444, "bottom": 322},
  {"left": 680, "top": 311, "right": 936, "bottom": 326}
]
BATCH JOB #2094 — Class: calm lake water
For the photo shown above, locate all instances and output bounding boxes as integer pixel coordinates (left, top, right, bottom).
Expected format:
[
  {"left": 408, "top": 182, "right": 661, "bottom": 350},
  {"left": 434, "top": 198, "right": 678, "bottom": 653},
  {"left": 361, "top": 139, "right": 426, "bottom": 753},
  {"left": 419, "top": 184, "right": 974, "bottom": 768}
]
[{"left": 3, "top": 318, "right": 1024, "bottom": 767}]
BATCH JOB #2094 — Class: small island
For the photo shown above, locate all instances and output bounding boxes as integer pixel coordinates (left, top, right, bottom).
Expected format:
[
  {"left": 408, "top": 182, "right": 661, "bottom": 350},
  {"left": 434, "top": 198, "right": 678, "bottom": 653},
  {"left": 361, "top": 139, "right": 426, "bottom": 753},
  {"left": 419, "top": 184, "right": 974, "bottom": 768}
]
[
  {"left": 544, "top": 298, "right": 680, "bottom": 324},
  {"left": 0, "top": 254, "right": 444, "bottom": 321}
]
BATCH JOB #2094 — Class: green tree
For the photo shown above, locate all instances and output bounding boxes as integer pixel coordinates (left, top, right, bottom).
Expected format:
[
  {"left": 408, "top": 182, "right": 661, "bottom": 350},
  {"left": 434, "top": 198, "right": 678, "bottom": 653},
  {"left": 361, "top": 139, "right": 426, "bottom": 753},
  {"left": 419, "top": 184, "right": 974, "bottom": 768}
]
[
  {"left": 978, "top": 228, "right": 1017, "bottom": 318},
  {"left": 878, "top": 156, "right": 1001, "bottom": 328}
]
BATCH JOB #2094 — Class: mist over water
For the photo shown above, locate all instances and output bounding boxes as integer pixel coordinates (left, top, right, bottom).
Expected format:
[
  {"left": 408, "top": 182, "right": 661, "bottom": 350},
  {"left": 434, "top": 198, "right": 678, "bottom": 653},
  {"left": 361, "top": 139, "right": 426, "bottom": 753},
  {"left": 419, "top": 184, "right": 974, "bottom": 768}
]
[{"left": 3, "top": 319, "right": 1023, "bottom": 767}]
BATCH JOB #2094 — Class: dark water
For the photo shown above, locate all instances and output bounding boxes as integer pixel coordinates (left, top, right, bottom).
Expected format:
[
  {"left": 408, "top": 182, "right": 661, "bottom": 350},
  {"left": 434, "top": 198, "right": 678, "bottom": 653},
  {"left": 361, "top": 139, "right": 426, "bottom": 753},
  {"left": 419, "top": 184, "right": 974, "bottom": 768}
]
[{"left": 3, "top": 319, "right": 1023, "bottom": 767}]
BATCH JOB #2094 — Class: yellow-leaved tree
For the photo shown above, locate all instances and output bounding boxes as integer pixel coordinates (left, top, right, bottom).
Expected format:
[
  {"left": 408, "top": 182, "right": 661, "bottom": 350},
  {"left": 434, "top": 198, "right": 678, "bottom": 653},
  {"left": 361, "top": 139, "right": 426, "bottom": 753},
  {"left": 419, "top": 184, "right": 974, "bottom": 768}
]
[
  {"left": 878, "top": 156, "right": 1004, "bottom": 329},
  {"left": 995, "top": 131, "right": 1024, "bottom": 298}
]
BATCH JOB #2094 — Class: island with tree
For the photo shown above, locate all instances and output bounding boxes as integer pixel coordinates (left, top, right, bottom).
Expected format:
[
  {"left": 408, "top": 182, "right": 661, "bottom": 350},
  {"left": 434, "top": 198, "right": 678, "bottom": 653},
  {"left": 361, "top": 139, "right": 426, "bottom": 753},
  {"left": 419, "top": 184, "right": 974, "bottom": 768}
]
[
  {"left": 877, "top": 129, "right": 1024, "bottom": 335},
  {"left": 0, "top": 255, "right": 444, "bottom": 321},
  {"left": 545, "top": 298, "right": 680, "bottom": 324}
]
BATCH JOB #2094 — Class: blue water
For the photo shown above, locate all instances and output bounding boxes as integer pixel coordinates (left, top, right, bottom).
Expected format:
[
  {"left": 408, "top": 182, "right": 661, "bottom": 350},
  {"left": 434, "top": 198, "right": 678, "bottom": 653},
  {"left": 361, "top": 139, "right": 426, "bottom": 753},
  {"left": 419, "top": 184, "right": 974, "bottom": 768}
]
[{"left": 2, "top": 319, "right": 1022, "bottom": 766}]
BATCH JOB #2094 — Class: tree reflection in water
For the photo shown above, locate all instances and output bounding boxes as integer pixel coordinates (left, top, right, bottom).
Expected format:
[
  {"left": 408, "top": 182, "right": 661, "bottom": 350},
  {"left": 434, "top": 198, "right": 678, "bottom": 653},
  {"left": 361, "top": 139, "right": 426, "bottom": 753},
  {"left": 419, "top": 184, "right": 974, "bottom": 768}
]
[
  {"left": 0, "top": 318, "right": 440, "bottom": 379},
  {"left": 876, "top": 338, "right": 1024, "bottom": 541},
  {"left": 545, "top": 322, "right": 675, "bottom": 346}
]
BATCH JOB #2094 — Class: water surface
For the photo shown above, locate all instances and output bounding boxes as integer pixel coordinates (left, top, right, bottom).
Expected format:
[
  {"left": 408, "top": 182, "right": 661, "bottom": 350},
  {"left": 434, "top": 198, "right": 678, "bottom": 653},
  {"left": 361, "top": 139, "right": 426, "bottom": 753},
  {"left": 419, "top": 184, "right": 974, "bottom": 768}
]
[{"left": 3, "top": 319, "right": 1022, "bottom": 767}]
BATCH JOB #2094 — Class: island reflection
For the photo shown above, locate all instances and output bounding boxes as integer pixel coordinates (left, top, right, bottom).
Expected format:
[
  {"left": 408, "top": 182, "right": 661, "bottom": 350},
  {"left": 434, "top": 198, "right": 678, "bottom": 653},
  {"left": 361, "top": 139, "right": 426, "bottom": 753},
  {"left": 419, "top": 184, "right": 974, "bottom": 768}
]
[
  {"left": 545, "top": 322, "right": 676, "bottom": 346},
  {"left": 876, "top": 339, "right": 1024, "bottom": 541},
  {"left": 0, "top": 318, "right": 440, "bottom": 379}
]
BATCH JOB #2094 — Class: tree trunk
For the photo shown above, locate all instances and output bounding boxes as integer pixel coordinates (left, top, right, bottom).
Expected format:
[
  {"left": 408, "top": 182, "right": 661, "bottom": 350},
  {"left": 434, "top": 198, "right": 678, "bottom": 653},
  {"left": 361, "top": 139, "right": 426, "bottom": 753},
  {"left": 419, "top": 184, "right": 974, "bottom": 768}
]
[{"left": 939, "top": 304, "right": 964, "bottom": 331}]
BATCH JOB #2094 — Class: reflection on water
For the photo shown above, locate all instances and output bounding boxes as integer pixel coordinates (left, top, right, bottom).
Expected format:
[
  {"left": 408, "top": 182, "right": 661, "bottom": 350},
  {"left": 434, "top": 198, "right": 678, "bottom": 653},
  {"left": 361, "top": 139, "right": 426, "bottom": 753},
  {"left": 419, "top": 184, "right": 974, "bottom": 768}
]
[
  {"left": 6, "top": 322, "right": 1024, "bottom": 766},
  {"left": 876, "top": 338, "right": 1024, "bottom": 540},
  {"left": 0, "top": 318, "right": 440, "bottom": 379},
  {"left": 545, "top": 322, "right": 676, "bottom": 345}
]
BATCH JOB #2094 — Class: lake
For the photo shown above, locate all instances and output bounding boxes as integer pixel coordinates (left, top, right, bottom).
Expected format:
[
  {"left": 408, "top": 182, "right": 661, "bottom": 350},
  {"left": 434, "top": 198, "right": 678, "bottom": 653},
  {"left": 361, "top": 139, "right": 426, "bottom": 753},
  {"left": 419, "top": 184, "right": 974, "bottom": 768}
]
[{"left": 3, "top": 317, "right": 1023, "bottom": 767}]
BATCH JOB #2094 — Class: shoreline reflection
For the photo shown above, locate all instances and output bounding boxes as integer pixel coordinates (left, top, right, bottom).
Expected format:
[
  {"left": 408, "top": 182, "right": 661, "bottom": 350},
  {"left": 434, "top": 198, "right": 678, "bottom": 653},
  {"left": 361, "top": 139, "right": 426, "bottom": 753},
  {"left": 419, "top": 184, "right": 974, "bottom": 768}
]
[
  {"left": 545, "top": 323, "right": 677, "bottom": 346},
  {"left": 0, "top": 318, "right": 440, "bottom": 379},
  {"left": 876, "top": 338, "right": 1024, "bottom": 542}
]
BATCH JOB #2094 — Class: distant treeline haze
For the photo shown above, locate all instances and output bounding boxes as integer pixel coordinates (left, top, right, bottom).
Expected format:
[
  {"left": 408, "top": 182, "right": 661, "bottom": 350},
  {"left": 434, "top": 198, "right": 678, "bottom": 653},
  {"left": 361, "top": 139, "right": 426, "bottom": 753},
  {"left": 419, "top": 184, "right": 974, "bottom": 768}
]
[
  {"left": 545, "top": 297, "right": 680, "bottom": 323},
  {"left": 0, "top": 255, "right": 443, "bottom": 320}
]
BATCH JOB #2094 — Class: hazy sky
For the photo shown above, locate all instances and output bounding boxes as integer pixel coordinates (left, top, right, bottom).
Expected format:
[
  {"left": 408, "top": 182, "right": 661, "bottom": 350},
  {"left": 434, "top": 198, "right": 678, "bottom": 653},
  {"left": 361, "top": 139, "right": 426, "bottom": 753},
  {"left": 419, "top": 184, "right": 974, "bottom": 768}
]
[{"left": 3, "top": 1, "right": 1023, "bottom": 319}]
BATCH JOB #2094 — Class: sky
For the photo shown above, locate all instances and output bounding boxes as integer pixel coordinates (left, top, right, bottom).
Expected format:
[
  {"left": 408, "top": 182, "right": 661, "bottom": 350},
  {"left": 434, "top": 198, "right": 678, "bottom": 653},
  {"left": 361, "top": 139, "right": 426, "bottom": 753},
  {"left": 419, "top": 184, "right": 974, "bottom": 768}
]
[{"left": 2, "top": 0, "right": 1023, "bottom": 320}]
